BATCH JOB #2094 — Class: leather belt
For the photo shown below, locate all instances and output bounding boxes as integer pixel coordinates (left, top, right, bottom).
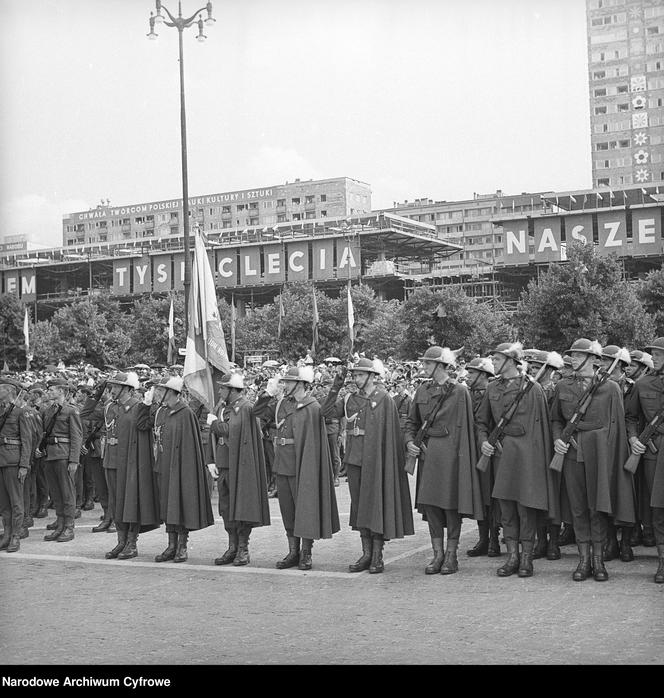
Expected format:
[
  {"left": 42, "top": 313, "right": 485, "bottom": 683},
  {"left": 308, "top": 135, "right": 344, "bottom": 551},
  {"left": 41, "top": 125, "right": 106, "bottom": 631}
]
[
  {"left": 0, "top": 437, "right": 21, "bottom": 445},
  {"left": 47, "top": 436, "right": 71, "bottom": 444},
  {"left": 350, "top": 427, "right": 366, "bottom": 437},
  {"left": 106, "top": 437, "right": 119, "bottom": 446},
  {"left": 274, "top": 437, "right": 295, "bottom": 446},
  {"left": 574, "top": 421, "right": 602, "bottom": 432}
]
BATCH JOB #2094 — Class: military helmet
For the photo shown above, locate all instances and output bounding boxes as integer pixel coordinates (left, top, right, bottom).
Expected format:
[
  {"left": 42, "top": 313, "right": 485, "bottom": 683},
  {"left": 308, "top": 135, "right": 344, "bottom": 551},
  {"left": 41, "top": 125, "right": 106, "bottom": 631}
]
[
  {"left": 601, "top": 345, "right": 631, "bottom": 365},
  {"left": 465, "top": 357, "right": 495, "bottom": 376},
  {"left": 218, "top": 372, "right": 245, "bottom": 390},
  {"left": 491, "top": 342, "right": 524, "bottom": 361},
  {"left": 418, "top": 346, "right": 457, "bottom": 366},
  {"left": 643, "top": 337, "right": 664, "bottom": 352},
  {"left": 523, "top": 349, "right": 548, "bottom": 365},
  {"left": 161, "top": 376, "right": 184, "bottom": 393},
  {"left": 280, "top": 366, "right": 315, "bottom": 383},
  {"left": 107, "top": 371, "right": 141, "bottom": 390},
  {"left": 564, "top": 338, "right": 603, "bottom": 357},
  {"left": 347, "top": 357, "right": 382, "bottom": 374},
  {"left": 630, "top": 350, "right": 654, "bottom": 370}
]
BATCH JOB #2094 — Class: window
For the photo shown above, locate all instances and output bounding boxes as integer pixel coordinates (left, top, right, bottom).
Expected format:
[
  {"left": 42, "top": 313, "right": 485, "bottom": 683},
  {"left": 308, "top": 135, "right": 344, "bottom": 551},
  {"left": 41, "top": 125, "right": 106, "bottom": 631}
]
[
  {"left": 594, "top": 88, "right": 607, "bottom": 97},
  {"left": 170, "top": 212, "right": 178, "bottom": 221},
  {"left": 291, "top": 197, "right": 300, "bottom": 205},
  {"left": 249, "top": 217, "right": 259, "bottom": 225},
  {"left": 276, "top": 199, "right": 285, "bottom": 207},
  {"left": 249, "top": 202, "right": 258, "bottom": 209},
  {"left": 617, "top": 103, "right": 629, "bottom": 111},
  {"left": 292, "top": 213, "right": 301, "bottom": 221},
  {"left": 321, "top": 210, "right": 327, "bottom": 217},
  {"left": 647, "top": 26, "right": 660, "bottom": 35},
  {"left": 320, "top": 194, "right": 327, "bottom": 202},
  {"left": 277, "top": 214, "right": 287, "bottom": 223},
  {"left": 305, "top": 195, "right": 315, "bottom": 204},
  {"left": 596, "top": 141, "right": 609, "bottom": 150},
  {"left": 597, "top": 178, "right": 610, "bottom": 186},
  {"left": 170, "top": 226, "right": 179, "bottom": 235},
  {"left": 618, "top": 139, "right": 630, "bottom": 148},
  {"left": 595, "top": 106, "right": 607, "bottom": 115},
  {"left": 222, "top": 206, "right": 231, "bottom": 213},
  {"left": 617, "top": 85, "right": 628, "bottom": 93},
  {"left": 237, "top": 204, "right": 246, "bottom": 211},
  {"left": 305, "top": 211, "right": 316, "bottom": 219}
]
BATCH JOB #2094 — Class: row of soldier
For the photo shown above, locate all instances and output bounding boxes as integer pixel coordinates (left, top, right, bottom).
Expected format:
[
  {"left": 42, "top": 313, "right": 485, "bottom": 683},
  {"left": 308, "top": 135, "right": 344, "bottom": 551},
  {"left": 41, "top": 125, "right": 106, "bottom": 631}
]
[{"left": 0, "top": 336, "right": 662, "bottom": 583}]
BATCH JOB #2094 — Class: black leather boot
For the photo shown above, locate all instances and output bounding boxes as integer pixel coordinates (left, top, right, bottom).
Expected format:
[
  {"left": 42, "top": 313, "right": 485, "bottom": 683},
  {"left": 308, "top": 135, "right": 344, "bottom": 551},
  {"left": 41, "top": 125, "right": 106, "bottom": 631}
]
[
  {"left": 533, "top": 527, "right": 548, "bottom": 560},
  {"left": 43, "top": 517, "right": 64, "bottom": 541},
  {"left": 56, "top": 519, "right": 75, "bottom": 542},
  {"left": 518, "top": 541, "right": 534, "bottom": 577},
  {"left": 369, "top": 537, "right": 384, "bottom": 574},
  {"left": 276, "top": 536, "right": 300, "bottom": 569},
  {"left": 573, "top": 542, "right": 591, "bottom": 581},
  {"left": 425, "top": 537, "right": 445, "bottom": 574},
  {"left": 92, "top": 510, "right": 113, "bottom": 533},
  {"left": 19, "top": 526, "right": 29, "bottom": 539},
  {"left": 214, "top": 530, "right": 238, "bottom": 565},
  {"left": 558, "top": 523, "right": 576, "bottom": 546},
  {"left": 118, "top": 531, "right": 138, "bottom": 559},
  {"left": 35, "top": 506, "right": 48, "bottom": 518},
  {"left": 546, "top": 524, "right": 561, "bottom": 560},
  {"left": 105, "top": 529, "right": 128, "bottom": 559},
  {"left": 173, "top": 530, "right": 189, "bottom": 563},
  {"left": 0, "top": 518, "right": 11, "bottom": 550},
  {"left": 298, "top": 538, "right": 313, "bottom": 570},
  {"left": 642, "top": 525, "right": 656, "bottom": 547},
  {"left": 619, "top": 527, "right": 634, "bottom": 562},
  {"left": 487, "top": 527, "right": 502, "bottom": 557},
  {"left": 603, "top": 524, "right": 619, "bottom": 561},
  {"left": 592, "top": 545, "right": 609, "bottom": 582},
  {"left": 46, "top": 518, "right": 60, "bottom": 530},
  {"left": 155, "top": 531, "right": 178, "bottom": 562},
  {"left": 82, "top": 499, "right": 95, "bottom": 511},
  {"left": 440, "top": 539, "right": 459, "bottom": 575},
  {"left": 6, "top": 534, "right": 20, "bottom": 553},
  {"left": 497, "top": 539, "right": 520, "bottom": 577},
  {"left": 349, "top": 532, "right": 372, "bottom": 573},
  {"left": 234, "top": 528, "right": 251, "bottom": 566},
  {"left": 466, "top": 522, "right": 489, "bottom": 557},
  {"left": 655, "top": 545, "right": 664, "bottom": 584},
  {"left": 629, "top": 522, "right": 642, "bottom": 547}
]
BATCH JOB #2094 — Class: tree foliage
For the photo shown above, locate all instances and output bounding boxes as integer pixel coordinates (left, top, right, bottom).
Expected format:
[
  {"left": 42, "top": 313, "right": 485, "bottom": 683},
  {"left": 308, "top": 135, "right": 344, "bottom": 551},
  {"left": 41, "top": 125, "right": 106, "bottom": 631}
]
[
  {"left": 638, "top": 265, "right": 664, "bottom": 337},
  {"left": 515, "top": 243, "right": 656, "bottom": 351}
]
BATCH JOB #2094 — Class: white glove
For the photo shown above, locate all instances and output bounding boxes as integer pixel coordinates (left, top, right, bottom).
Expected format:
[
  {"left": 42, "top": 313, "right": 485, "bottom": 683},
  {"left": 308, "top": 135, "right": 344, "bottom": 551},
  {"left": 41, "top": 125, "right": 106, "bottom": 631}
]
[
  {"left": 206, "top": 412, "right": 218, "bottom": 425},
  {"left": 143, "top": 386, "right": 154, "bottom": 406},
  {"left": 265, "top": 376, "right": 281, "bottom": 397},
  {"left": 207, "top": 463, "right": 219, "bottom": 480}
]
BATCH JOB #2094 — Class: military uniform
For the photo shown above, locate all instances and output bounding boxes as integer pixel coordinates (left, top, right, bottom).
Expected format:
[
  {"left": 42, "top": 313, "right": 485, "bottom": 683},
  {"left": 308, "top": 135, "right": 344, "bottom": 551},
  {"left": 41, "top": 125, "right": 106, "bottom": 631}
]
[
  {"left": 0, "top": 381, "right": 31, "bottom": 552},
  {"left": 624, "top": 355, "right": 664, "bottom": 582}
]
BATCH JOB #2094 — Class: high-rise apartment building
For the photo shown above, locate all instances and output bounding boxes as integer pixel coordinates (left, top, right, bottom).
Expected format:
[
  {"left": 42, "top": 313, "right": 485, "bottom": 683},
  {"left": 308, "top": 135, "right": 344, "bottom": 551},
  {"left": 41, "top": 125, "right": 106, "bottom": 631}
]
[{"left": 587, "top": 0, "right": 664, "bottom": 188}]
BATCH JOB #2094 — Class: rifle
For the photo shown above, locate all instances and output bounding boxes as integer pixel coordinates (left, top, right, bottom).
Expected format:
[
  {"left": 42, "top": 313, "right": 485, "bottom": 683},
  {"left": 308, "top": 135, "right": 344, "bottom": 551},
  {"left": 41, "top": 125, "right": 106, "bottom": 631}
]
[
  {"left": 81, "top": 419, "right": 104, "bottom": 455},
  {"left": 476, "top": 363, "right": 548, "bottom": 473},
  {"left": 0, "top": 389, "right": 26, "bottom": 436},
  {"left": 549, "top": 356, "right": 620, "bottom": 473},
  {"left": 36, "top": 403, "right": 64, "bottom": 459},
  {"left": 405, "top": 381, "right": 454, "bottom": 475},
  {"left": 624, "top": 405, "right": 664, "bottom": 474}
]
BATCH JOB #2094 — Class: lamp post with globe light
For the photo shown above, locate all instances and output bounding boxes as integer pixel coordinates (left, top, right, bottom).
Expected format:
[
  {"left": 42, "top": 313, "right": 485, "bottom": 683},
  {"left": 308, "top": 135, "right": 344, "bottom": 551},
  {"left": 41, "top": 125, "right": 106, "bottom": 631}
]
[{"left": 147, "top": 1, "right": 215, "bottom": 334}]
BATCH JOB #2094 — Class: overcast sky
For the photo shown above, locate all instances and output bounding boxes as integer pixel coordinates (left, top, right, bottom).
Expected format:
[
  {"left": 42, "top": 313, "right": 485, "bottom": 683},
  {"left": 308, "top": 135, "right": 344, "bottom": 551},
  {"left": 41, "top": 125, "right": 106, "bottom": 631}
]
[{"left": 0, "top": 0, "right": 591, "bottom": 247}]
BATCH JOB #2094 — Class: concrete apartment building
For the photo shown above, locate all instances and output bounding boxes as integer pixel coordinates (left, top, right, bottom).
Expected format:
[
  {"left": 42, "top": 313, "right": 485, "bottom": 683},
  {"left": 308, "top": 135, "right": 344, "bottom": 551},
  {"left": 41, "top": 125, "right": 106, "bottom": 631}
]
[
  {"left": 62, "top": 177, "right": 371, "bottom": 247},
  {"left": 587, "top": 0, "right": 664, "bottom": 188}
]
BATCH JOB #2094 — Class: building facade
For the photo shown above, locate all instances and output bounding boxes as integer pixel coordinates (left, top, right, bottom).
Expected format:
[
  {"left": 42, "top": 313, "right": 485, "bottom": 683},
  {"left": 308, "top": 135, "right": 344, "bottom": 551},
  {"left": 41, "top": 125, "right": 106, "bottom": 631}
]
[
  {"left": 587, "top": 0, "right": 664, "bottom": 188},
  {"left": 62, "top": 177, "right": 371, "bottom": 247}
]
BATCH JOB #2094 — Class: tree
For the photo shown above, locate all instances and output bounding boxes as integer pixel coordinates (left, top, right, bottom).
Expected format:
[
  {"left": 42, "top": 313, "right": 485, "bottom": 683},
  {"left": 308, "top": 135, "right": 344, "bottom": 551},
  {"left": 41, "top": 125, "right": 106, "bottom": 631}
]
[
  {"left": 399, "top": 285, "right": 511, "bottom": 359},
  {"left": 638, "top": 264, "right": 664, "bottom": 337},
  {"left": 125, "top": 294, "right": 186, "bottom": 366},
  {"left": 0, "top": 295, "right": 27, "bottom": 370},
  {"left": 515, "top": 243, "right": 656, "bottom": 351}
]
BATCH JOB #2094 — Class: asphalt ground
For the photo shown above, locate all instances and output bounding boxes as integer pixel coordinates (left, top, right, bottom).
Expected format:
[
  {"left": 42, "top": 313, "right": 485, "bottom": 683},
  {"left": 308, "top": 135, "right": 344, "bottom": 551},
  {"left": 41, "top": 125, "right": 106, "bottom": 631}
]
[{"left": 1, "top": 475, "right": 663, "bottom": 667}]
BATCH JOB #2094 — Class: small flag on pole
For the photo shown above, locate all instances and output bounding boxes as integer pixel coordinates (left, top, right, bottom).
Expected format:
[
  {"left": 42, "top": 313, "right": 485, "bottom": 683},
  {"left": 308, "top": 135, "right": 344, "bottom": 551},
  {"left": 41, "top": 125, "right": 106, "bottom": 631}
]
[
  {"left": 167, "top": 298, "right": 176, "bottom": 365},
  {"left": 570, "top": 195, "right": 577, "bottom": 204},
  {"left": 230, "top": 295, "right": 236, "bottom": 364},
  {"left": 311, "top": 286, "right": 319, "bottom": 356},
  {"left": 277, "top": 291, "right": 285, "bottom": 338},
  {"left": 596, "top": 191, "right": 603, "bottom": 201},
  {"left": 347, "top": 281, "right": 355, "bottom": 357},
  {"left": 184, "top": 231, "right": 232, "bottom": 410},
  {"left": 609, "top": 189, "right": 615, "bottom": 199}
]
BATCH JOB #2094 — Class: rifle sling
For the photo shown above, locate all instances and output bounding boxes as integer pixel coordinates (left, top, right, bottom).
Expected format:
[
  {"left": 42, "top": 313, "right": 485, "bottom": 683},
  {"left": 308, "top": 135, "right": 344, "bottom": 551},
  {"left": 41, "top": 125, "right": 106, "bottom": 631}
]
[{"left": 415, "top": 381, "right": 455, "bottom": 446}]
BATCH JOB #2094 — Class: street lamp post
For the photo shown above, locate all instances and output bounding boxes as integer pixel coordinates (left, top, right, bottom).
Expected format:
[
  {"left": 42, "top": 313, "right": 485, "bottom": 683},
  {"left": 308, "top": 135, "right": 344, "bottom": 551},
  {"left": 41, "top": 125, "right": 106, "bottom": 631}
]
[{"left": 147, "top": 0, "right": 215, "bottom": 334}]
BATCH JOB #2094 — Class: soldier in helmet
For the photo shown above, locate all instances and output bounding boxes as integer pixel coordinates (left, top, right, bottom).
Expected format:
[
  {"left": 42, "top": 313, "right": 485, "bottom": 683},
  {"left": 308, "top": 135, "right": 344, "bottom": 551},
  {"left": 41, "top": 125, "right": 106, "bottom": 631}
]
[
  {"left": 625, "top": 337, "right": 664, "bottom": 583},
  {"left": 39, "top": 379, "right": 82, "bottom": 544},
  {"left": 322, "top": 358, "right": 414, "bottom": 574},
  {"left": 206, "top": 372, "right": 270, "bottom": 566},
  {"left": 475, "top": 342, "right": 559, "bottom": 578},
  {"left": 599, "top": 345, "right": 635, "bottom": 563},
  {"left": 625, "top": 350, "right": 655, "bottom": 548},
  {"left": 253, "top": 366, "right": 340, "bottom": 571},
  {"left": 0, "top": 378, "right": 31, "bottom": 553},
  {"left": 550, "top": 339, "right": 635, "bottom": 582},
  {"left": 405, "top": 347, "right": 483, "bottom": 575},
  {"left": 464, "top": 357, "right": 502, "bottom": 558}
]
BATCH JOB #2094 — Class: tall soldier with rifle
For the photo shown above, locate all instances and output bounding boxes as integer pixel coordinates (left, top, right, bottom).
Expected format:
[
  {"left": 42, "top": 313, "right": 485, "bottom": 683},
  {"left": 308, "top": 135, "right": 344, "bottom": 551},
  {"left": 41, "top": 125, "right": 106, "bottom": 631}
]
[
  {"left": 0, "top": 378, "right": 31, "bottom": 553},
  {"left": 79, "top": 380, "right": 114, "bottom": 533},
  {"left": 39, "top": 378, "right": 82, "bottom": 543},
  {"left": 405, "top": 347, "right": 483, "bottom": 575},
  {"left": 475, "top": 342, "right": 559, "bottom": 578},
  {"left": 550, "top": 339, "right": 635, "bottom": 582},
  {"left": 625, "top": 337, "right": 664, "bottom": 583}
]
